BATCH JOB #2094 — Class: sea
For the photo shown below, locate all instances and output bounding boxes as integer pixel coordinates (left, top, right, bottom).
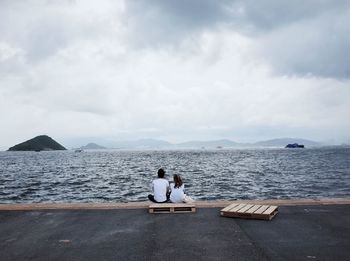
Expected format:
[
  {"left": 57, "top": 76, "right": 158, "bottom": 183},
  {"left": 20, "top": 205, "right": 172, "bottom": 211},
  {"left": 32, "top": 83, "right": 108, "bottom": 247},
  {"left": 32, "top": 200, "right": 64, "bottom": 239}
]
[{"left": 0, "top": 148, "right": 349, "bottom": 203}]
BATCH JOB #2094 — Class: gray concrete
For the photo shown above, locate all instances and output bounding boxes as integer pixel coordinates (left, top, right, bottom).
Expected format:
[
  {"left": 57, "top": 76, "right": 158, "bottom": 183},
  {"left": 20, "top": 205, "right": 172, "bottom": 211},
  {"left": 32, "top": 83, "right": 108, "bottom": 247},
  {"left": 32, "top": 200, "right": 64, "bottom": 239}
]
[{"left": 0, "top": 205, "right": 349, "bottom": 261}]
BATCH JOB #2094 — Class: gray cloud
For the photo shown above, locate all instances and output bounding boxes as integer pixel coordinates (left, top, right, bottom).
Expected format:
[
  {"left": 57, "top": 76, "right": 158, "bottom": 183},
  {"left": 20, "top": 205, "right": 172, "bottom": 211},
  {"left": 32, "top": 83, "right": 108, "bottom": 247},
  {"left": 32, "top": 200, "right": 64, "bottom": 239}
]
[
  {"left": 233, "top": 0, "right": 350, "bottom": 33},
  {"left": 122, "top": 0, "right": 233, "bottom": 48},
  {"left": 258, "top": 9, "right": 350, "bottom": 79},
  {"left": 2, "top": 0, "right": 349, "bottom": 78},
  {"left": 123, "top": 0, "right": 350, "bottom": 79},
  {"left": 124, "top": 0, "right": 349, "bottom": 37}
]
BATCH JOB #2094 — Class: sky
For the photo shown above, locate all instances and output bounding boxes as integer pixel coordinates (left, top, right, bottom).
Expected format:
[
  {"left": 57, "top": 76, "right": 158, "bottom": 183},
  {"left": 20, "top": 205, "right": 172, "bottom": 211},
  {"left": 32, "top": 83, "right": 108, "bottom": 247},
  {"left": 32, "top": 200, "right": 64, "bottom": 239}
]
[{"left": 0, "top": 0, "right": 350, "bottom": 148}]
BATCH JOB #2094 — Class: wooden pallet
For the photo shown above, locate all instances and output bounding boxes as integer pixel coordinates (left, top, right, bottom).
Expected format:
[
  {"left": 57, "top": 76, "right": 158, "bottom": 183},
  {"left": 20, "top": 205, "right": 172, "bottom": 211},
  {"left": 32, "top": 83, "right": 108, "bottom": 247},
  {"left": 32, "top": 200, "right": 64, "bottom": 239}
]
[
  {"left": 149, "top": 203, "right": 196, "bottom": 214},
  {"left": 220, "top": 203, "right": 278, "bottom": 220}
]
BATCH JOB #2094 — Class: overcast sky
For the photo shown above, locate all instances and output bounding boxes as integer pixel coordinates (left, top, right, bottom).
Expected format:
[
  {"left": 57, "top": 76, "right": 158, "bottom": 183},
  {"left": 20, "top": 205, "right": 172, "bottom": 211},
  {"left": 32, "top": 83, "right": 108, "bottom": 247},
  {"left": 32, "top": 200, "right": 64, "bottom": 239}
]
[{"left": 1, "top": 0, "right": 350, "bottom": 148}]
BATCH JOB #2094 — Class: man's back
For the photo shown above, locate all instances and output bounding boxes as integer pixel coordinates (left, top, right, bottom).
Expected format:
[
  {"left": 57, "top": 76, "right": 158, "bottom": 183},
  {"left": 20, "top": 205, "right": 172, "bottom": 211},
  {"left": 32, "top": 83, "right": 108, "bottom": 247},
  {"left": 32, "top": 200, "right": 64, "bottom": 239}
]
[{"left": 152, "top": 178, "right": 169, "bottom": 202}]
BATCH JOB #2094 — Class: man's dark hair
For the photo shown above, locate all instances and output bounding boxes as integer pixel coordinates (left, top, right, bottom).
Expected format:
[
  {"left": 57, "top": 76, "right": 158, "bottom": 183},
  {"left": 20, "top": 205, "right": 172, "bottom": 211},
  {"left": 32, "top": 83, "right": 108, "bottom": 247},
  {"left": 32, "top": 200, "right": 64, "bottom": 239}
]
[{"left": 157, "top": 168, "right": 165, "bottom": 178}]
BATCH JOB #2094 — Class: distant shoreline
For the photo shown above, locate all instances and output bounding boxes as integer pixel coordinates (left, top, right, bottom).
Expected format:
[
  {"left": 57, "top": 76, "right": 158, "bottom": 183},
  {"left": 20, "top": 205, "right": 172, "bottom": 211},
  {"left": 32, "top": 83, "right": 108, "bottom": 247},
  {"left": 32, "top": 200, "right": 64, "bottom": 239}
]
[{"left": 2, "top": 145, "right": 350, "bottom": 152}]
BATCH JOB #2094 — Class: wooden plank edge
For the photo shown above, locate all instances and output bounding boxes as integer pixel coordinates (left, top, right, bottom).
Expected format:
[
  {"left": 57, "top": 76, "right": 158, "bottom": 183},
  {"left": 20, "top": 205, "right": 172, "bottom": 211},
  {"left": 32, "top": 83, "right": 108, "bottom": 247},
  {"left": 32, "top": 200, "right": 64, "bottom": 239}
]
[
  {"left": 221, "top": 212, "right": 277, "bottom": 220},
  {"left": 149, "top": 209, "right": 196, "bottom": 214}
]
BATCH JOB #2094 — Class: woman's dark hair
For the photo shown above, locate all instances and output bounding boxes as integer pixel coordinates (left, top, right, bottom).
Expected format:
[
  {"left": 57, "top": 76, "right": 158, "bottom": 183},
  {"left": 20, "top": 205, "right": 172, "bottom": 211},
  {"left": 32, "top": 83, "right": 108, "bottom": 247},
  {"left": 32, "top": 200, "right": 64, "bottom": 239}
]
[
  {"left": 157, "top": 168, "right": 165, "bottom": 178},
  {"left": 173, "top": 174, "right": 183, "bottom": 188}
]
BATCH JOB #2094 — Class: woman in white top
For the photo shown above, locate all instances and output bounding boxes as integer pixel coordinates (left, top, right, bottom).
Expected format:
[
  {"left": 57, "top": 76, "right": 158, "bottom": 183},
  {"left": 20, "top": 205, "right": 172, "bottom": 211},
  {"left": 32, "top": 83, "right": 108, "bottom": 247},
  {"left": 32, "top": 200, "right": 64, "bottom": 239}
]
[{"left": 170, "top": 174, "right": 194, "bottom": 203}]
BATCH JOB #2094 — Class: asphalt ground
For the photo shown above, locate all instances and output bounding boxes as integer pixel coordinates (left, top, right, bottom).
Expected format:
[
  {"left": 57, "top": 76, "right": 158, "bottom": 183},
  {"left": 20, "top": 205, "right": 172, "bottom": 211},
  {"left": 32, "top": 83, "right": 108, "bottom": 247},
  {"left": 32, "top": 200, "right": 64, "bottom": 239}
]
[{"left": 0, "top": 205, "right": 349, "bottom": 261}]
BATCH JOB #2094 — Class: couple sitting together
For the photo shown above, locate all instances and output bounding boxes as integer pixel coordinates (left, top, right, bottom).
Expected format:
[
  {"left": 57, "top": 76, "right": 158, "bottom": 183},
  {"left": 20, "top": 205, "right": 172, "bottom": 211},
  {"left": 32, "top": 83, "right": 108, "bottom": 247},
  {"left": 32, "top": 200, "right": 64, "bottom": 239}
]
[{"left": 148, "top": 168, "right": 194, "bottom": 203}]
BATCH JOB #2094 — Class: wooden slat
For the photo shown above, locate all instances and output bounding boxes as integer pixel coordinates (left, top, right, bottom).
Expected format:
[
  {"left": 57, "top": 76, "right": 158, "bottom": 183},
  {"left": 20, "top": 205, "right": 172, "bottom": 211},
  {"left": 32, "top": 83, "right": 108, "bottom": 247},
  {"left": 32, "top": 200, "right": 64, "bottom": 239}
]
[
  {"left": 173, "top": 207, "right": 194, "bottom": 212},
  {"left": 237, "top": 204, "right": 254, "bottom": 213},
  {"left": 228, "top": 203, "right": 247, "bottom": 212},
  {"left": 244, "top": 204, "right": 262, "bottom": 214},
  {"left": 267, "top": 211, "right": 278, "bottom": 220},
  {"left": 252, "top": 207, "right": 278, "bottom": 220},
  {"left": 173, "top": 207, "right": 196, "bottom": 213},
  {"left": 149, "top": 203, "right": 195, "bottom": 208},
  {"left": 221, "top": 203, "right": 239, "bottom": 212},
  {"left": 253, "top": 205, "right": 270, "bottom": 214},
  {"left": 149, "top": 204, "right": 195, "bottom": 209},
  {"left": 150, "top": 207, "right": 171, "bottom": 213},
  {"left": 220, "top": 203, "right": 279, "bottom": 220},
  {"left": 262, "top": 206, "right": 278, "bottom": 215},
  {"left": 250, "top": 213, "right": 270, "bottom": 220},
  {"left": 149, "top": 203, "right": 196, "bottom": 214}
]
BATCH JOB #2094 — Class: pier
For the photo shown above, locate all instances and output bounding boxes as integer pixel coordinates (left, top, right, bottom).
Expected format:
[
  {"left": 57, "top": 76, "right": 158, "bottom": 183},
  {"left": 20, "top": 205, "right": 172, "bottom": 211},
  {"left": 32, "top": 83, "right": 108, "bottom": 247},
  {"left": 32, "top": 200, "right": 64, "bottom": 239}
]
[{"left": 0, "top": 198, "right": 349, "bottom": 260}]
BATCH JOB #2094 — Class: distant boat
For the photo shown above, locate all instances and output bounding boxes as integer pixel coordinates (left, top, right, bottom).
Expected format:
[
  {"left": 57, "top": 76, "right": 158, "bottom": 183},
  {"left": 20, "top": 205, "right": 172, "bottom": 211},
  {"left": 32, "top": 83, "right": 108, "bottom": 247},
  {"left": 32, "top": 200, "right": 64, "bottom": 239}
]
[
  {"left": 285, "top": 143, "right": 304, "bottom": 148},
  {"left": 74, "top": 149, "right": 83, "bottom": 152},
  {"left": 35, "top": 149, "right": 41, "bottom": 152}
]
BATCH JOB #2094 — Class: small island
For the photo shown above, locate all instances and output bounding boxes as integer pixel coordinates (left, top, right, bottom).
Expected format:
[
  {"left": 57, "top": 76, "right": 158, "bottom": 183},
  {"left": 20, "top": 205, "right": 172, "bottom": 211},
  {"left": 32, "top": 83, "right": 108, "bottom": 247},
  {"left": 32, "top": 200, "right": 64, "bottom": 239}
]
[
  {"left": 8, "top": 135, "right": 66, "bottom": 151},
  {"left": 80, "top": 143, "right": 106, "bottom": 150}
]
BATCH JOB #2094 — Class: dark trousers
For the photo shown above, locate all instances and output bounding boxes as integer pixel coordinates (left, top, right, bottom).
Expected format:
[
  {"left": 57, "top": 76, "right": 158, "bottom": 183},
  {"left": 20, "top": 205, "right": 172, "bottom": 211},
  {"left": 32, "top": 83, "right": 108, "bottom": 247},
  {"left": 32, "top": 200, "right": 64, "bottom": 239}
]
[{"left": 148, "top": 194, "right": 170, "bottom": 203}]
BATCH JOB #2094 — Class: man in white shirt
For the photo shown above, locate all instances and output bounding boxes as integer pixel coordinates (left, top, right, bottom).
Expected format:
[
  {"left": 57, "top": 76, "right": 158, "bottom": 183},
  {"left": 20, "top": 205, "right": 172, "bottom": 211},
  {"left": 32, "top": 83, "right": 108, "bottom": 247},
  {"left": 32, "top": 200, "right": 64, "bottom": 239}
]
[{"left": 148, "top": 168, "right": 170, "bottom": 203}]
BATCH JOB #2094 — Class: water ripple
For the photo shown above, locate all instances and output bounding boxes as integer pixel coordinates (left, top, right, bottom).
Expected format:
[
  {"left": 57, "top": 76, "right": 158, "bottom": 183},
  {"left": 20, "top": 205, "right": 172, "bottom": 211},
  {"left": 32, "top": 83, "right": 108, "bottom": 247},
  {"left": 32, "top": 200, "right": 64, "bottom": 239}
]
[{"left": 0, "top": 148, "right": 349, "bottom": 203}]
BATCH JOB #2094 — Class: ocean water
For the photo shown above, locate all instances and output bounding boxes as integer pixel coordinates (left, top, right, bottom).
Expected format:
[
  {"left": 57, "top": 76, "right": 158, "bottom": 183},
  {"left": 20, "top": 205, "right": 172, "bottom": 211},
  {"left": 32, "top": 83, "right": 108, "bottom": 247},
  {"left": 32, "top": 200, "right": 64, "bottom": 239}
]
[{"left": 0, "top": 148, "right": 349, "bottom": 203}]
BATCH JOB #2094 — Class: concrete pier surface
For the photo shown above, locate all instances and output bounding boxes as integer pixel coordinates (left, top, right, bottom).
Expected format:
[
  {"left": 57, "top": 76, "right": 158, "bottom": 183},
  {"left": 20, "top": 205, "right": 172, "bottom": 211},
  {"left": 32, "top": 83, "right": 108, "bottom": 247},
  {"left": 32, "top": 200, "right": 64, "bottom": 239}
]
[{"left": 0, "top": 199, "right": 349, "bottom": 261}]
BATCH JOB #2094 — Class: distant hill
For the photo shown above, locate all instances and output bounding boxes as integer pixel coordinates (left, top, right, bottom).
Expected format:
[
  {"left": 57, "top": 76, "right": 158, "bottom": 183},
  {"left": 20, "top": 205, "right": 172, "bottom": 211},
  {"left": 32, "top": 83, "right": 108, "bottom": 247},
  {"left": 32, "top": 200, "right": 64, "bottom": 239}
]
[
  {"left": 8, "top": 135, "right": 66, "bottom": 151},
  {"left": 175, "top": 138, "right": 321, "bottom": 148},
  {"left": 61, "top": 137, "right": 325, "bottom": 150},
  {"left": 112, "top": 139, "right": 173, "bottom": 149},
  {"left": 176, "top": 139, "right": 241, "bottom": 148},
  {"left": 80, "top": 143, "right": 106, "bottom": 150},
  {"left": 253, "top": 138, "right": 321, "bottom": 147}
]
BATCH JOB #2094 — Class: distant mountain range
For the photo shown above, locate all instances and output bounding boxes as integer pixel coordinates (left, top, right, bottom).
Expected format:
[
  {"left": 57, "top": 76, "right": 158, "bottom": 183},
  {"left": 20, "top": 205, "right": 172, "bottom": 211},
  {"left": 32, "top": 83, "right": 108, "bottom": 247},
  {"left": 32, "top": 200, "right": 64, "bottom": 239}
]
[
  {"left": 252, "top": 138, "right": 321, "bottom": 147},
  {"left": 6, "top": 135, "right": 325, "bottom": 151},
  {"left": 76, "top": 137, "right": 322, "bottom": 149},
  {"left": 175, "top": 139, "right": 242, "bottom": 148},
  {"left": 174, "top": 138, "right": 321, "bottom": 148},
  {"left": 110, "top": 139, "right": 173, "bottom": 149}
]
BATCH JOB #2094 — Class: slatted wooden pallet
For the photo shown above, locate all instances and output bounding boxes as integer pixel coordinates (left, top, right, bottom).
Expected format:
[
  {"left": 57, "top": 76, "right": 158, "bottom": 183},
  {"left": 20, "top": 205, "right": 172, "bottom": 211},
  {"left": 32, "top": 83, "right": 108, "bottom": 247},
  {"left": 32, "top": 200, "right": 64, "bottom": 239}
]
[
  {"left": 149, "top": 203, "right": 196, "bottom": 214},
  {"left": 220, "top": 203, "right": 278, "bottom": 220}
]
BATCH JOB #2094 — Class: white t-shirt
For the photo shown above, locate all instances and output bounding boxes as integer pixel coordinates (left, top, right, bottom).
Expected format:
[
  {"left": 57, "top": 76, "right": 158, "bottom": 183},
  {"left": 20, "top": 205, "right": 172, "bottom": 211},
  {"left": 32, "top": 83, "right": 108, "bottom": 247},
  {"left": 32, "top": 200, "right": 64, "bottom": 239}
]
[
  {"left": 170, "top": 183, "right": 185, "bottom": 203},
  {"left": 152, "top": 178, "right": 170, "bottom": 202}
]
